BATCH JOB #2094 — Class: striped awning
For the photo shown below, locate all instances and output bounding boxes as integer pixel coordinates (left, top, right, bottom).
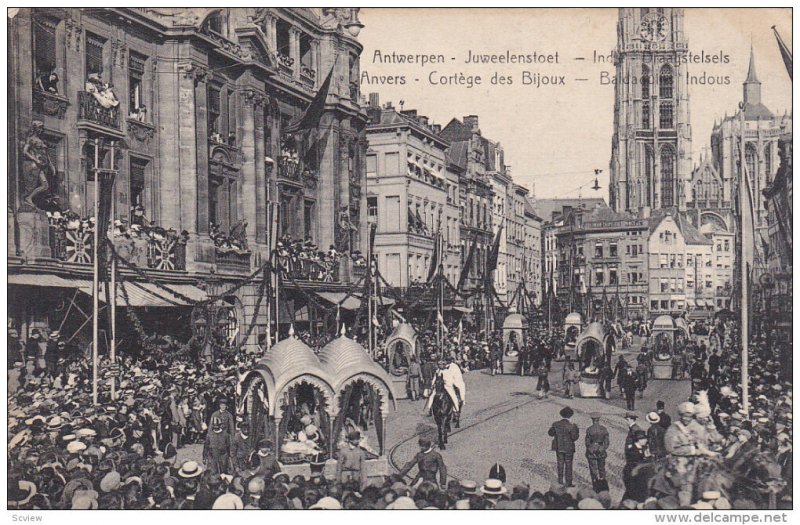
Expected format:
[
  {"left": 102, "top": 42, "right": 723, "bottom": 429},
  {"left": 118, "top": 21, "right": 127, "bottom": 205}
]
[
  {"left": 81, "top": 282, "right": 202, "bottom": 307},
  {"left": 9, "top": 274, "right": 91, "bottom": 288}
]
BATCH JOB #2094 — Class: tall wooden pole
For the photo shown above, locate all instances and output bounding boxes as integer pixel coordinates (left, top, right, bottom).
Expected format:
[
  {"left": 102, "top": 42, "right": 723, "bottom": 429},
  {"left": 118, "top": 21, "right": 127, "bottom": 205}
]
[
  {"left": 739, "top": 103, "right": 750, "bottom": 414},
  {"left": 109, "top": 142, "right": 116, "bottom": 401},
  {"left": 92, "top": 139, "right": 99, "bottom": 406}
]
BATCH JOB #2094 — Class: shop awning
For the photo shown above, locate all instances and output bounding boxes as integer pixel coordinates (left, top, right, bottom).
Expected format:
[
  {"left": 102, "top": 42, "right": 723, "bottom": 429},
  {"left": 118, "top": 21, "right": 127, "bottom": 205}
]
[
  {"left": 81, "top": 282, "right": 200, "bottom": 307},
  {"left": 316, "top": 292, "right": 363, "bottom": 311},
  {"left": 316, "top": 292, "right": 395, "bottom": 310},
  {"left": 9, "top": 273, "right": 91, "bottom": 288},
  {"left": 686, "top": 298, "right": 696, "bottom": 307}
]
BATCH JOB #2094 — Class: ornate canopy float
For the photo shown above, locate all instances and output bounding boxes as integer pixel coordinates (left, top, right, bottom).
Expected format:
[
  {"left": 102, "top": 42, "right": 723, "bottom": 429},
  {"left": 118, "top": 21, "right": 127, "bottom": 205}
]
[
  {"left": 501, "top": 312, "right": 527, "bottom": 374},
  {"left": 561, "top": 312, "right": 583, "bottom": 360},
  {"left": 384, "top": 322, "right": 418, "bottom": 398},
  {"left": 239, "top": 326, "right": 394, "bottom": 480},
  {"left": 651, "top": 315, "right": 677, "bottom": 379},
  {"left": 574, "top": 322, "right": 614, "bottom": 398}
]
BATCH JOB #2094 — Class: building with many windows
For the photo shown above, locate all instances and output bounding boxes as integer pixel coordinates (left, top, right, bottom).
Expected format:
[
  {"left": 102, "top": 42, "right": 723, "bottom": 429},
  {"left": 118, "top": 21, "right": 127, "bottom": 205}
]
[
  {"left": 555, "top": 202, "right": 649, "bottom": 320},
  {"left": 8, "top": 7, "right": 368, "bottom": 349},
  {"left": 439, "top": 116, "right": 495, "bottom": 308},
  {"left": 364, "top": 97, "right": 457, "bottom": 288}
]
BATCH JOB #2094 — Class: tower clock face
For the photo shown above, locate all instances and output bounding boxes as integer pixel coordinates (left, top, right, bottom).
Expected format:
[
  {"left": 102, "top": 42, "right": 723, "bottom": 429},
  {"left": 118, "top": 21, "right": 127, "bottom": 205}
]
[{"left": 639, "top": 13, "right": 669, "bottom": 41}]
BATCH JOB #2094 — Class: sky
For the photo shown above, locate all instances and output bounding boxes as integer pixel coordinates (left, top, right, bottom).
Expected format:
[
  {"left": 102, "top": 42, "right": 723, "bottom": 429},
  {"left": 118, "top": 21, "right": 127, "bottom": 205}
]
[{"left": 357, "top": 8, "right": 792, "bottom": 200}]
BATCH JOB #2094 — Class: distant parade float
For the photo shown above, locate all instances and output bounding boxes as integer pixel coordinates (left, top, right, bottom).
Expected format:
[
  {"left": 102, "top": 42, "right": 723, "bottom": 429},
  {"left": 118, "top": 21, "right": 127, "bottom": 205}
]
[
  {"left": 501, "top": 312, "right": 528, "bottom": 375},
  {"left": 651, "top": 315, "right": 678, "bottom": 380},
  {"left": 574, "top": 323, "right": 615, "bottom": 398},
  {"left": 561, "top": 312, "right": 583, "bottom": 361}
]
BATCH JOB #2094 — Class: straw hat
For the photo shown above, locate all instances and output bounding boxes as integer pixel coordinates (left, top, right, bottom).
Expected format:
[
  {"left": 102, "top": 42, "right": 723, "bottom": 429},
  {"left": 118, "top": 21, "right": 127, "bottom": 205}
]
[
  {"left": 480, "top": 478, "right": 507, "bottom": 497},
  {"left": 212, "top": 493, "right": 244, "bottom": 510},
  {"left": 178, "top": 460, "right": 203, "bottom": 479}
]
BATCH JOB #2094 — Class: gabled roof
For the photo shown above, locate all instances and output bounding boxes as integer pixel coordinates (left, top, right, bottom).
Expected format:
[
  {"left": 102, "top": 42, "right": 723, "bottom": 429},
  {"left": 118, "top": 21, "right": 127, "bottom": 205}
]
[
  {"left": 445, "top": 141, "right": 468, "bottom": 170},
  {"left": 439, "top": 117, "right": 473, "bottom": 141},
  {"left": 648, "top": 209, "right": 712, "bottom": 245},
  {"left": 534, "top": 198, "right": 607, "bottom": 222}
]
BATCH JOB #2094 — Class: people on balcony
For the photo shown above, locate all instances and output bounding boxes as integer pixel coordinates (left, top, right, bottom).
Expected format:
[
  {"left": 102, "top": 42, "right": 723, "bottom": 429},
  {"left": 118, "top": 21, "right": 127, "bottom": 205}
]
[
  {"left": 36, "top": 69, "right": 60, "bottom": 94},
  {"left": 85, "top": 73, "right": 119, "bottom": 110},
  {"left": 129, "top": 103, "right": 147, "bottom": 123}
]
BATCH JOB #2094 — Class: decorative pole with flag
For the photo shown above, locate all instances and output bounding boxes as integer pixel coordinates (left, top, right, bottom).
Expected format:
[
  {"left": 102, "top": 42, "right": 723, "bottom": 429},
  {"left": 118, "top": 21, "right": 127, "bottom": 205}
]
[
  {"left": 738, "top": 101, "right": 751, "bottom": 414},
  {"left": 772, "top": 25, "right": 792, "bottom": 80}
]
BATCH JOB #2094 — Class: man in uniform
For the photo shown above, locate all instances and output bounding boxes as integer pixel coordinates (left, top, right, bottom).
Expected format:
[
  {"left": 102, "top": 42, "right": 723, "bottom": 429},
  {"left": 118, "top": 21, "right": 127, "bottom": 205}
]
[
  {"left": 585, "top": 413, "right": 610, "bottom": 490},
  {"left": 398, "top": 437, "right": 448, "bottom": 488},
  {"left": 621, "top": 368, "right": 639, "bottom": 410},
  {"left": 209, "top": 399, "right": 235, "bottom": 438},
  {"left": 203, "top": 416, "right": 232, "bottom": 476},
  {"left": 548, "top": 406, "right": 579, "bottom": 487}
]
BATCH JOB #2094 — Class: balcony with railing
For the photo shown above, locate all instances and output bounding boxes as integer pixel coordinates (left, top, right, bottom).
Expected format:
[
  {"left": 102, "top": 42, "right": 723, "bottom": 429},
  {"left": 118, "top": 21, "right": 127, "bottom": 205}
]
[
  {"left": 215, "top": 248, "right": 252, "bottom": 273},
  {"left": 78, "top": 91, "right": 120, "bottom": 130},
  {"left": 277, "top": 52, "right": 294, "bottom": 76},
  {"left": 277, "top": 255, "right": 339, "bottom": 283},
  {"left": 48, "top": 223, "right": 187, "bottom": 271}
]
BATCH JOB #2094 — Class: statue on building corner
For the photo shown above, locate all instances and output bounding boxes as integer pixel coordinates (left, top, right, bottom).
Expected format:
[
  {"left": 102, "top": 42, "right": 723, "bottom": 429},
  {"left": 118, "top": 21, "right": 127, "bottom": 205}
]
[{"left": 21, "top": 121, "right": 57, "bottom": 211}]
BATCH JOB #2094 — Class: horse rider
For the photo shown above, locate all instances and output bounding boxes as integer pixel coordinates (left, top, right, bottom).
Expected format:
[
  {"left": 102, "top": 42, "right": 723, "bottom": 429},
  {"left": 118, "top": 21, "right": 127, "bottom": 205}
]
[
  {"left": 663, "top": 401, "right": 718, "bottom": 507},
  {"left": 424, "top": 358, "right": 465, "bottom": 415}
]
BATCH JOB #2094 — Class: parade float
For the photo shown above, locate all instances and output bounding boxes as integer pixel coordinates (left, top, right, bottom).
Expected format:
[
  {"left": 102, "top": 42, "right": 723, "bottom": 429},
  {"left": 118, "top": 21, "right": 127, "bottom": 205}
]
[
  {"left": 651, "top": 315, "right": 677, "bottom": 379},
  {"left": 561, "top": 312, "right": 583, "bottom": 361},
  {"left": 384, "top": 322, "right": 419, "bottom": 399},
  {"left": 239, "top": 328, "right": 394, "bottom": 482},
  {"left": 575, "top": 322, "right": 609, "bottom": 398},
  {"left": 501, "top": 312, "right": 528, "bottom": 374}
]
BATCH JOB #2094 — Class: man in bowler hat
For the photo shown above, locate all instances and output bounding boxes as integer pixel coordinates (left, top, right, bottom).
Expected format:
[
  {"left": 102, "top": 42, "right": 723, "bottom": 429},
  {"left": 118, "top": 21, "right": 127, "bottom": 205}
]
[{"left": 548, "top": 406, "right": 579, "bottom": 487}]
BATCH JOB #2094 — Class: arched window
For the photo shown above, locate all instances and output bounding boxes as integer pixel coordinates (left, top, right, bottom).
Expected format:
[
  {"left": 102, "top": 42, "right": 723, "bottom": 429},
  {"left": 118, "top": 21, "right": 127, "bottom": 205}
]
[
  {"left": 659, "top": 65, "right": 673, "bottom": 99},
  {"left": 644, "top": 145, "right": 654, "bottom": 206},
  {"left": 641, "top": 65, "right": 650, "bottom": 99},
  {"left": 745, "top": 143, "right": 758, "bottom": 194},
  {"left": 763, "top": 144, "right": 772, "bottom": 183},
  {"left": 659, "top": 101, "right": 674, "bottom": 129},
  {"left": 642, "top": 102, "right": 651, "bottom": 128},
  {"left": 660, "top": 146, "right": 676, "bottom": 207}
]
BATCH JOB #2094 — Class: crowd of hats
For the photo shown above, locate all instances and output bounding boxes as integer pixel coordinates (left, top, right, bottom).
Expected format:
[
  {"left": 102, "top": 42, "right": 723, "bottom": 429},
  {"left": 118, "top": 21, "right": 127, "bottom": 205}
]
[{"left": 7, "top": 347, "right": 239, "bottom": 509}]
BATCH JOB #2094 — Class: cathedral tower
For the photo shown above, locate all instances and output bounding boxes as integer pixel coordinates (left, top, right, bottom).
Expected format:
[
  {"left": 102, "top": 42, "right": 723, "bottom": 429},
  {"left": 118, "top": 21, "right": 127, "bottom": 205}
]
[{"left": 609, "top": 7, "right": 692, "bottom": 214}]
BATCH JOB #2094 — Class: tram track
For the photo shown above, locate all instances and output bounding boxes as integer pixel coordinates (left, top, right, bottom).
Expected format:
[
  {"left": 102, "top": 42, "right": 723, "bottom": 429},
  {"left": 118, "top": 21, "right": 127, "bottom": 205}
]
[{"left": 388, "top": 392, "right": 547, "bottom": 482}]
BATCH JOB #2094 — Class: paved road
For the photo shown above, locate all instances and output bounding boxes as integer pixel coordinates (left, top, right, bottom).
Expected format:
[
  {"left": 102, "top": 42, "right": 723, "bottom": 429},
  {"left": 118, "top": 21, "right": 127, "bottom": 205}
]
[
  {"left": 176, "top": 342, "right": 690, "bottom": 504},
  {"left": 385, "top": 345, "right": 690, "bottom": 502}
]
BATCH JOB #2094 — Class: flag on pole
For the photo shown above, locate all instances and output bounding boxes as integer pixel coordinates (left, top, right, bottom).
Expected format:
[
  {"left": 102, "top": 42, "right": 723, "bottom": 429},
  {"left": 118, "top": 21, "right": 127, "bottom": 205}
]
[
  {"left": 738, "top": 141, "right": 758, "bottom": 272},
  {"left": 772, "top": 25, "right": 792, "bottom": 80},
  {"left": 427, "top": 230, "right": 441, "bottom": 283},
  {"left": 486, "top": 222, "right": 503, "bottom": 273},
  {"left": 283, "top": 67, "right": 335, "bottom": 134},
  {"left": 457, "top": 233, "right": 477, "bottom": 290},
  {"left": 457, "top": 318, "right": 463, "bottom": 345},
  {"left": 437, "top": 310, "right": 448, "bottom": 333}
]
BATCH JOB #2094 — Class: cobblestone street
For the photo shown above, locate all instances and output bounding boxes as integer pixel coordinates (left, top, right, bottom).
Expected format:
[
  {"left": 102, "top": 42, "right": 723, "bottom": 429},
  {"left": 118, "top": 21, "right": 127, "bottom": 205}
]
[{"left": 385, "top": 346, "right": 690, "bottom": 501}]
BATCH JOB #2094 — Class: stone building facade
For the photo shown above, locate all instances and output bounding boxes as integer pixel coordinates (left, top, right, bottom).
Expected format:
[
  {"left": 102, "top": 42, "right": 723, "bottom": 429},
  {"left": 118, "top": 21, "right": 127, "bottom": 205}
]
[
  {"left": 609, "top": 7, "right": 692, "bottom": 214},
  {"left": 8, "top": 7, "right": 368, "bottom": 350}
]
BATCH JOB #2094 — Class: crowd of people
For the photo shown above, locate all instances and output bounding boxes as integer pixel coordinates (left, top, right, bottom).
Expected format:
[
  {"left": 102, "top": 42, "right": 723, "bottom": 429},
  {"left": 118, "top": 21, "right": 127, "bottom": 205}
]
[{"left": 6, "top": 311, "right": 792, "bottom": 510}]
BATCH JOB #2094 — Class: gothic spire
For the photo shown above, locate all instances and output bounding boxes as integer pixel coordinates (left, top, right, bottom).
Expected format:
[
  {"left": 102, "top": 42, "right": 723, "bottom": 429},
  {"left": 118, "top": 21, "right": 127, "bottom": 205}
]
[{"left": 745, "top": 44, "right": 759, "bottom": 83}]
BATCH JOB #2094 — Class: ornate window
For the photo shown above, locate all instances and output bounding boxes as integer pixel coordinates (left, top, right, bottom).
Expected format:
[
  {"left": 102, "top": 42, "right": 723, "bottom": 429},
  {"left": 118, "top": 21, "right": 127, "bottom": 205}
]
[
  {"left": 644, "top": 145, "right": 654, "bottom": 206},
  {"left": 745, "top": 143, "right": 758, "bottom": 194},
  {"left": 85, "top": 32, "right": 106, "bottom": 76},
  {"left": 128, "top": 52, "right": 147, "bottom": 120},
  {"left": 33, "top": 15, "right": 58, "bottom": 89},
  {"left": 659, "top": 65, "right": 673, "bottom": 99},
  {"left": 659, "top": 101, "right": 674, "bottom": 129},
  {"left": 641, "top": 65, "right": 650, "bottom": 99},
  {"left": 763, "top": 144, "right": 772, "bottom": 183},
  {"left": 660, "top": 146, "right": 676, "bottom": 207},
  {"left": 642, "top": 101, "right": 650, "bottom": 128}
]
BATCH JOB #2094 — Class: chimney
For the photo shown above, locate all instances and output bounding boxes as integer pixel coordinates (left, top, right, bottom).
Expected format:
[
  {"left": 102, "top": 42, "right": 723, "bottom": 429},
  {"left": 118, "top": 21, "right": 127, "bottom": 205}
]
[
  {"left": 401, "top": 109, "right": 418, "bottom": 120},
  {"left": 368, "top": 92, "right": 380, "bottom": 108},
  {"left": 463, "top": 115, "right": 480, "bottom": 131},
  {"left": 431, "top": 124, "right": 442, "bottom": 134},
  {"left": 418, "top": 116, "right": 429, "bottom": 127},
  {"left": 639, "top": 206, "right": 651, "bottom": 219}
]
